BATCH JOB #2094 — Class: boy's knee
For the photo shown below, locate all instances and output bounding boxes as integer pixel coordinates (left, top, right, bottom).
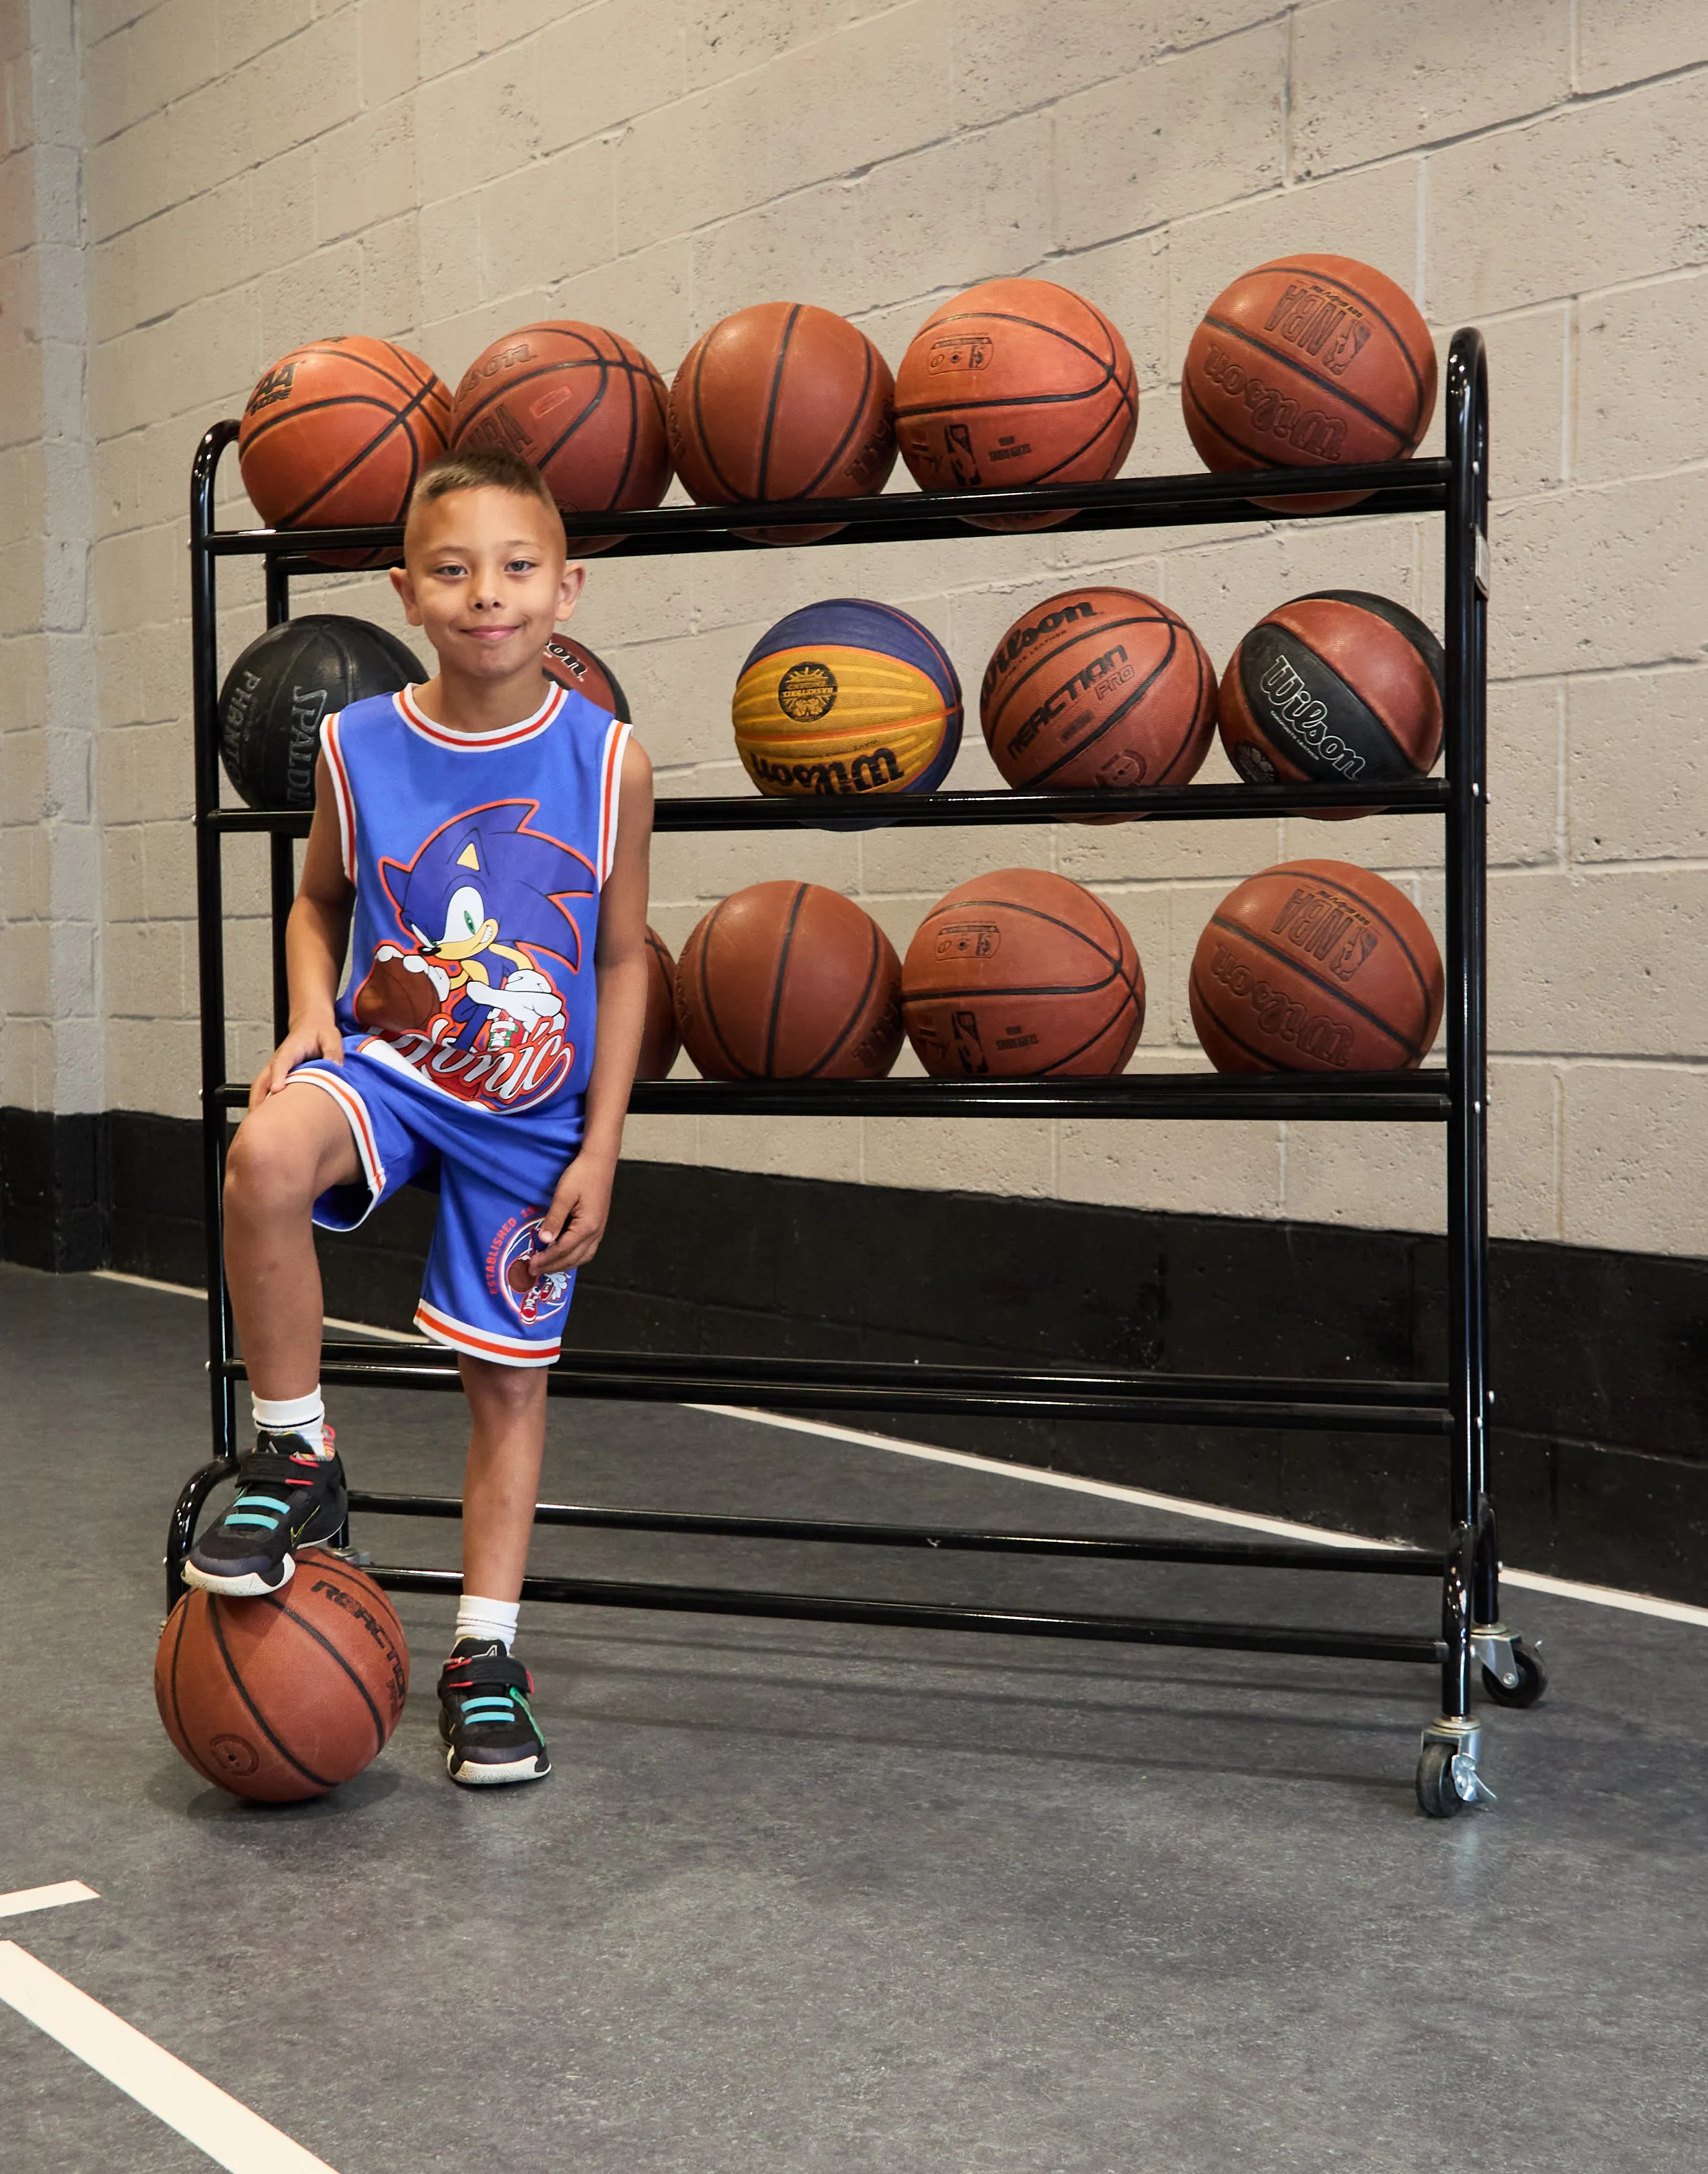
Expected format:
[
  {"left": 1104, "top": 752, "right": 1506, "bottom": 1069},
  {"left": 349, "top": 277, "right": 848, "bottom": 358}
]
[
  {"left": 226, "top": 1116, "right": 317, "bottom": 1215},
  {"left": 461, "top": 1355, "right": 549, "bottom": 1411}
]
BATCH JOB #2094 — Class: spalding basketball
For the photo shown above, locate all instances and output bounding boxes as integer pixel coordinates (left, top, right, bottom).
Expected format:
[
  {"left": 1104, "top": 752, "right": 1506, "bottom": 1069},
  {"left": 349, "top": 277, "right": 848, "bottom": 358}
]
[
  {"left": 638, "top": 926, "right": 681, "bottom": 1078},
  {"left": 238, "top": 337, "right": 450, "bottom": 560},
  {"left": 1189, "top": 860, "right": 1444, "bottom": 1073},
  {"left": 1181, "top": 256, "right": 1436, "bottom": 510},
  {"left": 894, "top": 279, "right": 1137, "bottom": 531},
  {"left": 902, "top": 871, "right": 1144, "bottom": 1077},
  {"left": 981, "top": 588, "right": 1217, "bottom": 794},
  {"left": 668, "top": 302, "right": 894, "bottom": 544},
  {"left": 675, "top": 882, "right": 902, "bottom": 1079},
  {"left": 155, "top": 1552, "right": 409, "bottom": 1802},
  {"left": 1218, "top": 591, "right": 1444, "bottom": 818},
  {"left": 733, "top": 598, "right": 962, "bottom": 799},
  {"left": 542, "top": 633, "right": 630, "bottom": 719},
  {"left": 449, "top": 321, "right": 671, "bottom": 552},
  {"left": 218, "top": 615, "right": 427, "bottom": 810}
]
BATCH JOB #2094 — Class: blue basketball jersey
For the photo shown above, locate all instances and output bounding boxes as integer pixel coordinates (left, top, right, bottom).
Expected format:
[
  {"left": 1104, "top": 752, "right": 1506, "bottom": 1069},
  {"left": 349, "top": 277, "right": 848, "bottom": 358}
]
[{"left": 321, "top": 681, "right": 629, "bottom": 1117}]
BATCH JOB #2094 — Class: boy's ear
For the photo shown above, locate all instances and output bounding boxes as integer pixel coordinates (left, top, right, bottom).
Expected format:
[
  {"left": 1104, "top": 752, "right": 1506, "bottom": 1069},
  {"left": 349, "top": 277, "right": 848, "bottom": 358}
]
[
  {"left": 390, "top": 563, "right": 423, "bottom": 626},
  {"left": 554, "top": 561, "right": 587, "bottom": 624}
]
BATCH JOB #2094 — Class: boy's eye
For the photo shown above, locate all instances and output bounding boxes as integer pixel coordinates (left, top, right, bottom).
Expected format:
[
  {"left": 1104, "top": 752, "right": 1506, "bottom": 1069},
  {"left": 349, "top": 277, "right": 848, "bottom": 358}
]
[{"left": 507, "top": 558, "right": 538, "bottom": 574}]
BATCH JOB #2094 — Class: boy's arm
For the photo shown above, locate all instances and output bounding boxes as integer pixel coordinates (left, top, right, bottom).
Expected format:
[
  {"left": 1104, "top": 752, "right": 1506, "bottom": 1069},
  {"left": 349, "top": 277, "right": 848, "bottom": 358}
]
[
  {"left": 530, "top": 735, "right": 655, "bottom": 1274},
  {"left": 249, "top": 751, "right": 355, "bottom": 1109}
]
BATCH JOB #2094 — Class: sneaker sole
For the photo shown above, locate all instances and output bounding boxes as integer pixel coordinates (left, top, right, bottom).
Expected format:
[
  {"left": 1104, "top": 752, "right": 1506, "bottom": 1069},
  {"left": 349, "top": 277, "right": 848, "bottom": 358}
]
[
  {"left": 183, "top": 1552, "right": 295, "bottom": 1599},
  {"left": 446, "top": 1751, "right": 551, "bottom": 1788}
]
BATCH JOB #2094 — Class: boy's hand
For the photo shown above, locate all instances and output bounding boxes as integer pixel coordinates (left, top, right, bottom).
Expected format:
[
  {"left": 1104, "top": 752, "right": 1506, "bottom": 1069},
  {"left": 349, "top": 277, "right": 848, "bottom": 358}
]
[
  {"left": 528, "top": 1151, "right": 617, "bottom": 1277},
  {"left": 249, "top": 1015, "right": 344, "bottom": 1109}
]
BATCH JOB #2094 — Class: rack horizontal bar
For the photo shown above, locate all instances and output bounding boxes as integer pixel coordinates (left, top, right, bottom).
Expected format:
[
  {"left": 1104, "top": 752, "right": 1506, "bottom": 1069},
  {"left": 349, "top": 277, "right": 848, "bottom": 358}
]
[
  {"left": 211, "top": 1070, "right": 1452, "bottom": 1119},
  {"left": 193, "top": 456, "right": 1451, "bottom": 565},
  {"left": 206, "top": 776, "right": 1449, "bottom": 838},
  {"left": 271, "top": 1340, "right": 1455, "bottom": 1432},
  {"left": 344, "top": 1487, "right": 1441, "bottom": 1574},
  {"left": 360, "top": 1563, "right": 1444, "bottom": 1662}
]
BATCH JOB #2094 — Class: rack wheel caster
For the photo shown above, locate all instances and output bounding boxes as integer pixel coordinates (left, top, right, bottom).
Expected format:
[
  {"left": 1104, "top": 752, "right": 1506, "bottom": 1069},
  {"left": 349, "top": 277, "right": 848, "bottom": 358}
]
[
  {"left": 1416, "top": 1718, "right": 1493, "bottom": 1819},
  {"left": 1477, "top": 1632, "right": 1546, "bottom": 1708}
]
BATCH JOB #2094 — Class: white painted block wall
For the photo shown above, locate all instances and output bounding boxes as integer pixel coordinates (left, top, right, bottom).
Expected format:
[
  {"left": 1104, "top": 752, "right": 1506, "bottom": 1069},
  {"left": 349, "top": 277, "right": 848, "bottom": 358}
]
[{"left": 3, "top": 0, "right": 1705, "bottom": 1254}]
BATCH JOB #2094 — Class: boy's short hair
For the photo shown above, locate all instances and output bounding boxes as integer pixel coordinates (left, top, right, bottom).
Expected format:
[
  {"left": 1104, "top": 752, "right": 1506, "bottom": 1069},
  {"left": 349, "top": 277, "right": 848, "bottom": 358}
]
[{"left": 406, "top": 449, "right": 566, "bottom": 546}]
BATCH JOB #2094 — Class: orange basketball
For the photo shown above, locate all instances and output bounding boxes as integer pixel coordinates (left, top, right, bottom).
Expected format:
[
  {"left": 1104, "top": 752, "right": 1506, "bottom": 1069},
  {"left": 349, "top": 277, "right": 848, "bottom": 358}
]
[
  {"left": 674, "top": 882, "right": 902, "bottom": 1079},
  {"left": 894, "top": 279, "right": 1137, "bottom": 531},
  {"left": 902, "top": 871, "right": 1144, "bottom": 1077},
  {"left": 238, "top": 337, "right": 450, "bottom": 564},
  {"left": 542, "top": 633, "right": 630, "bottom": 719},
  {"left": 638, "top": 925, "right": 681, "bottom": 1079},
  {"left": 668, "top": 302, "right": 895, "bottom": 544},
  {"left": 449, "top": 321, "right": 671, "bottom": 552},
  {"left": 980, "top": 588, "right": 1216, "bottom": 794},
  {"left": 1189, "top": 860, "right": 1444, "bottom": 1073},
  {"left": 154, "top": 1552, "right": 409, "bottom": 1803},
  {"left": 1181, "top": 255, "right": 1436, "bottom": 511}
]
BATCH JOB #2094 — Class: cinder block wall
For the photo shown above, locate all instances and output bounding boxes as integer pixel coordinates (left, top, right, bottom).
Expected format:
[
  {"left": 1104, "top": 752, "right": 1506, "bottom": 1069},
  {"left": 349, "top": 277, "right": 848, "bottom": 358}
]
[{"left": 5, "top": 1, "right": 1706, "bottom": 1254}]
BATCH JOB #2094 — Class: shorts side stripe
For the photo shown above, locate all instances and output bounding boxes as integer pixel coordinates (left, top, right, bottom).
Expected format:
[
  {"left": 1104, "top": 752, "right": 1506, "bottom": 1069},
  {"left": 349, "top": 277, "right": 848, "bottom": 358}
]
[
  {"left": 284, "top": 1069, "right": 385, "bottom": 1205},
  {"left": 415, "top": 1299, "right": 562, "bottom": 1369}
]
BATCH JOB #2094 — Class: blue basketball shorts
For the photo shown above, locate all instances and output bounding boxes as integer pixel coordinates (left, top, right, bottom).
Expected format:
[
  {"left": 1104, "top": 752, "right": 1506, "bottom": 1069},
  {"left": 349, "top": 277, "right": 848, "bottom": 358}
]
[{"left": 286, "top": 1039, "right": 585, "bottom": 1367}]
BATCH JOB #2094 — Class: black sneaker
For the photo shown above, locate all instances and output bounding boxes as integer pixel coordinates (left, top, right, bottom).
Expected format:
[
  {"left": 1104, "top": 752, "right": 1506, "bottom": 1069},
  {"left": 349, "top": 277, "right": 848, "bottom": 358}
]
[
  {"left": 438, "top": 1640, "right": 551, "bottom": 1787},
  {"left": 184, "top": 1430, "right": 348, "bottom": 1598}
]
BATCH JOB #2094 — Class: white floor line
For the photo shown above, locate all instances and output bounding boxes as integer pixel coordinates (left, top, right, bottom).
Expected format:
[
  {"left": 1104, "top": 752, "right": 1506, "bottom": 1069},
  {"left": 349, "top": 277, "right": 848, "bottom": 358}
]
[
  {"left": 92, "top": 1271, "right": 428, "bottom": 1344},
  {"left": 0, "top": 1942, "right": 336, "bottom": 2173},
  {"left": 0, "top": 1881, "right": 98, "bottom": 1919},
  {"left": 85, "top": 1272, "right": 1708, "bottom": 1632}
]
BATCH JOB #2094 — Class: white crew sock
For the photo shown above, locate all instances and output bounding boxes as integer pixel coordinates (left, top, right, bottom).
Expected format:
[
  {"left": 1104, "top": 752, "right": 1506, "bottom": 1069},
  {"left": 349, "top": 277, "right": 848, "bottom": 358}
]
[
  {"left": 455, "top": 1594, "right": 520, "bottom": 1653},
  {"left": 252, "top": 1388, "right": 328, "bottom": 1457}
]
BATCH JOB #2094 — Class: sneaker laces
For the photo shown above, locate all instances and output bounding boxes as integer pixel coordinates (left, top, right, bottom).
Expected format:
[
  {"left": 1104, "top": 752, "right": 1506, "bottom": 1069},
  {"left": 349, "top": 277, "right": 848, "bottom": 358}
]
[{"left": 439, "top": 1649, "right": 536, "bottom": 1735}]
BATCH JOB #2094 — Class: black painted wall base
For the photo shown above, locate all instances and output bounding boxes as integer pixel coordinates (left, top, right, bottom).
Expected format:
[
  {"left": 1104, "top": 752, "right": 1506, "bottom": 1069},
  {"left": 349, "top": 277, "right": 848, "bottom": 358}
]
[{"left": 5, "top": 1106, "right": 1705, "bottom": 1602}]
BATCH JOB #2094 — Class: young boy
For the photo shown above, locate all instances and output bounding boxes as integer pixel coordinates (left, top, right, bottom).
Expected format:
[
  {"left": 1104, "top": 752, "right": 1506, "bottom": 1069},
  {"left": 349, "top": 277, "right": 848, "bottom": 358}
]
[{"left": 185, "top": 447, "right": 654, "bottom": 1788}]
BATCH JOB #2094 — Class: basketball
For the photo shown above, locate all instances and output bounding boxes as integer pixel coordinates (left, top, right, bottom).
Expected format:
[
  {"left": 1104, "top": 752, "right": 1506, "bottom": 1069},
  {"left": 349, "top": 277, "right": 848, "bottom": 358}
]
[
  {"left": 449, "top": 321, "right": 671, "bottom": 552},
  {"left": 668, "top": 302, "right": 895, "bottom": 544},
  {"left": 542, "top": 632, "right": 631, "bottom": 719},
  {"left": 894, "top": 279, "right": 1137, "bottom": 531},
  {"left": 218, "top": 615, "right": 427, "bottom": 810},
  {"left": 1218, "top": 591, "right": 1444, "bottom": 818},
  {"left": 154, "top": 1551, "right": 410, "bottom": 1803},
  {"left": 980, "top": 588, "right": 1217, "bottom": 795},
  {"left": 638, "top": 925, "right": 681, "bottom": 1078},
  {"left": 732, "top": 598, "right": 962, "bottom": 799},
  {"left": 1181, "top": 255, "right": 1437, "bottom": 511},
  {"left": 674, "top": 881, "right": 903, "bottom": 1079},
  {"left": 237, "top": 337, "right": 450, "bottom": 559},
  {"left": 1189, "top": 860, "right": 1444, "bottom": 1073},
  {"left": 352, "top": 949, "right": 445, "bottom": 1033},
  {"left": 901, "top": 870, "right": 1144, "bottom": 1077}
]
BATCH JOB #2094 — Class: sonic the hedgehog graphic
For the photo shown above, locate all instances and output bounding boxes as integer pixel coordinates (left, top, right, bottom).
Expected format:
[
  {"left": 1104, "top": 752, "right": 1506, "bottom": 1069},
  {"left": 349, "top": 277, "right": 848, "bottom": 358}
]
[{"left": 352, "top": 801, "right": 596, "bottom": 1107}]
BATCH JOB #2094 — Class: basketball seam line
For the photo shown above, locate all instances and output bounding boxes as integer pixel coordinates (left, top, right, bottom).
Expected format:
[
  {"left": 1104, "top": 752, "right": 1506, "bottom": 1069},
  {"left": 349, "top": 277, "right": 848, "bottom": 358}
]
[
  {"left": 1242, "top": 867, "right": 1437, "bottom": 1009},
  {"left": 1190, "top": 963, "right": 1292, "bottom": 1072},
  {"left": 273, "top": 1583, "right": 388, "bottom": 1760},
  {"left": 695, "top": 896, "right": 751, "bottom": 1077},
  {"left": 1238, "top": 266, "right": 1429, "bottom": 409},
  {"left": 1022, "top": 623, "right": 1185, "bottom": 788},
  {"left": 810, "top": 920, "right": 885, "bottom": 1076},
  {"left": 920, "top": 894, "right": 1126, "bottom": 975},
  {"left": 166, "top": 1597, "right": 227, "bottom": 1792},
  {"left": 901, "top": 304, "right": 1123, "bottom": 395},
  {"left": 689, "top": 335, "right": 746, "bottom": 506},
  {"left": 269, "top": 375, "right": 443, "bottom": 529},
  {"left": 984, "top": 607, "right": 1179, "bottom": 715},
  {"left": 1205, "top": 915, "right": 1422, "bottom": 1057},
  {"left": 797, "top": 335, "right": 879, "bottom": 501},
  {"left": 208, "top": 1593, "right": 338, "bottom": 1791},
  {"left": 1183, "top": 375, "right": 1377, "bottom": 480},
  {"left": 755, "top": 306, "right": 801, "bottom": 505},
  {"left": 1252, "top": 618, "right": 1419, "bottom": 774},
  {"left": 1198, "top": 315, "right": 1417, "bottom": 443},
  {"left": 764, "top": 883, "right": 808, "bottom": 1075}
]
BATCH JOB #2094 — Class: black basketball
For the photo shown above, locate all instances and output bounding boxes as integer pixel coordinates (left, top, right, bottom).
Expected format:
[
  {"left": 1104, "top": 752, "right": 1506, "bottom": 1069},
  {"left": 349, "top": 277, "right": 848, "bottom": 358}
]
[{"left": 218, "top": 615, "right": 427, "bottom": 810}]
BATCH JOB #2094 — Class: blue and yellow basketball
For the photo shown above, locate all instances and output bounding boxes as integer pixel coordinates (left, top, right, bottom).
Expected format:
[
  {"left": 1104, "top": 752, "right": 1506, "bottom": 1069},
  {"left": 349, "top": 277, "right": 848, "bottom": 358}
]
[{"left": 732, "top": 598, "right": 962, "bottom": 799}]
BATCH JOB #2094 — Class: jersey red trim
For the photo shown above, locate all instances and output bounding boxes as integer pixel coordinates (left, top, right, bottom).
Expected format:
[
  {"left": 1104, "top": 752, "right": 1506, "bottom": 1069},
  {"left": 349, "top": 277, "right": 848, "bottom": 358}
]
[
  {"left": 415, "top": 1298, "right": 562, "bottom": 1368},
  {"left": 597, "top": 719, "right": 631, "bottom": 884},
  {"left": 395, "top": 682, "right": 565, "bottom": 750},
  {"left": 321, "top": 713, "right": 357, "bottom": 883}
]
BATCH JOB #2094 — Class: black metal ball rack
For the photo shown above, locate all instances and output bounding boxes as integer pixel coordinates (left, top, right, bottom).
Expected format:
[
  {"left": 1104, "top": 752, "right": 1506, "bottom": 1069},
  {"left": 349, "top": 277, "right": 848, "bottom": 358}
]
[{"left": 167, "top": 329, "right": 1545, "bottom": 1815}]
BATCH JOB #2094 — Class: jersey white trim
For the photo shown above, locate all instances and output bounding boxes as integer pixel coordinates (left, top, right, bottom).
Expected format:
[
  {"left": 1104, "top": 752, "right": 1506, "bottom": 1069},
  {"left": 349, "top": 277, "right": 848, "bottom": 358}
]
[
  {"left": 596, "top": 719, "right": 632, "bottom": 885},
  {"left": 395, "top": 681, "right": 565, "bottom": 750},
  {"left": 319, "top": 712, "right": 356, "bottom": 883},
  {"left": 415, "top": 1298, "right": 563, "bottom": 1368}
]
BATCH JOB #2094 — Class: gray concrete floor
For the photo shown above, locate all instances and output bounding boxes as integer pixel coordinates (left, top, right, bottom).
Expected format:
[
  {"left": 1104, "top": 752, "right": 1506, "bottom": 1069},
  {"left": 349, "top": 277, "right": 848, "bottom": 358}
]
[{"left": 3, "top": 1261, "right": 1705, "bottom": 2173}]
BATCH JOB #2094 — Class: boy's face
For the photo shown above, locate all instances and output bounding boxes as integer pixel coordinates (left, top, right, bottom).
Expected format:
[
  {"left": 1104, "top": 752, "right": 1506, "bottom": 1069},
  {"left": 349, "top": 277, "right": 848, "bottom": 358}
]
[{"left": 391, "top": 485, "right": 584, "bottom": 684}]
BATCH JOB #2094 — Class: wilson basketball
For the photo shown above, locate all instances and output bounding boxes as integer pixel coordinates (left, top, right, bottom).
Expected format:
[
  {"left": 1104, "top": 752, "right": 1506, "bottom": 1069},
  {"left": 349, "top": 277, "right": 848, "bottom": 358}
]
[
  {"left": 449, "top": 321, "right": 671, "bottom": 552},
  {"left": 1181, "top": 255, "right": 1436, "bottom": 511},
  {"left": 638, "top": 925, "right": 681, "bottom": 1078},
  {"left": 154, "top": 1552, "right": 410, "bottom": 1803},
  {"left": 733, "top": 598, "right": 962, "bottom": 799},
  {"left": 218, "top": 615, "right": 427, "bottom": 810},
  {"left": 668, "top": 302, "right": 895, "bottom": 544},
  {"left": 542, "top": 633, "right": 630, "bottom": 719},
  {"left": 902, "top": 870, "right": 1144, "bottom": 1077},
  {"left": 238, "top": 337, "right": 450, "bottom": 560},
  {"left": 1189, "top": 860, "right": 1444, "bottom": 1073},
  {"left": 894, "top": 279, "right": 1137, "bottom": 531},
  {"left": 1218, "top": 591, "right": 1444, "bottom": 818},
  {"left": 674, "top": 881, "right": 903, "bottom": 1079},
  {"left": 981, "top": 588, "right": 1217, "bottom": 794}
]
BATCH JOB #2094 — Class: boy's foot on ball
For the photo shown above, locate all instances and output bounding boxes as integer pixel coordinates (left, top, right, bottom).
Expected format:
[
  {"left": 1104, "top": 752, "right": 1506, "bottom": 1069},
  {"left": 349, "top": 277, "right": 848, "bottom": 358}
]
[
  {"left": 184, "top": 1431, "right": 348, "bottom": 1598},
  {"left": 438, "top": 1640, "right": 551, "bottom": 1787}
]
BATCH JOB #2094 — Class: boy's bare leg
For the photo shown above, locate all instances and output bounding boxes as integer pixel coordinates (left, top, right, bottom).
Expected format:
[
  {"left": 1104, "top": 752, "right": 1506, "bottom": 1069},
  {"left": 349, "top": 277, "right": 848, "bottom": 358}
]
[
  {"left": 223, "top": 1086, "right": 361, "bottom": 1400},
  {"left": 458, "top": 1356, "right": 549, "bottom": 1601}
]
